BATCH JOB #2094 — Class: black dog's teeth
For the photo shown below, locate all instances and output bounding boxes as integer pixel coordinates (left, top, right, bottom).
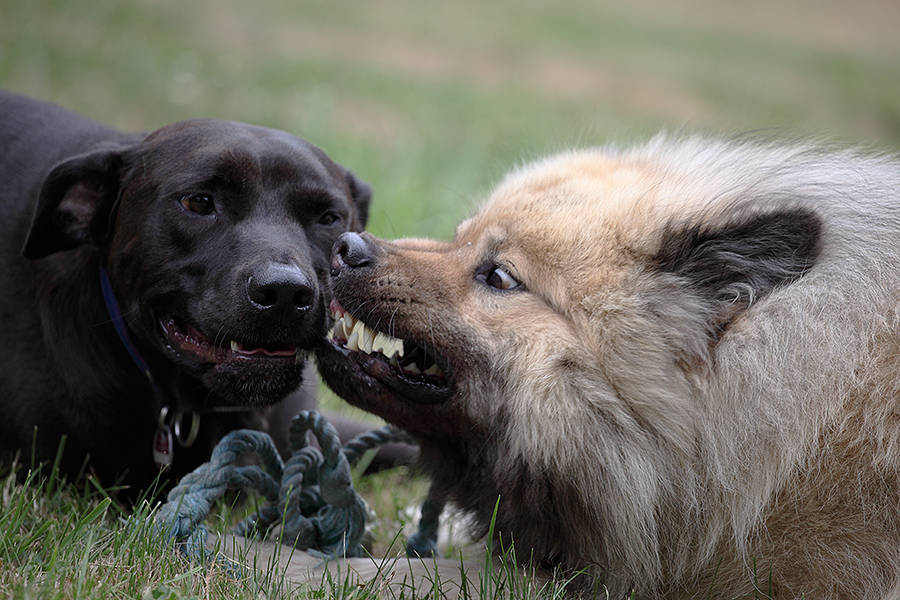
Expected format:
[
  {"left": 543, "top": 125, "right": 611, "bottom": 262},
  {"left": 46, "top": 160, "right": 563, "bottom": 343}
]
[{"left": 328, "top": 306, "right": 443, "bottom": 377}]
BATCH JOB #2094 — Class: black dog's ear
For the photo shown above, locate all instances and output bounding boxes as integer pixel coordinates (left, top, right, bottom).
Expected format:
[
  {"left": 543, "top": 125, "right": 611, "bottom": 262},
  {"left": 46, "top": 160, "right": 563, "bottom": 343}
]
[
  {"left": 653, "top": 207, "right": 823, "bottom": 334},
  {"left": 343, "top": 169, "right": 372, "bottom": 231},
  {"left": 22, "top": 147, "right": 128, "bottom": 259}
]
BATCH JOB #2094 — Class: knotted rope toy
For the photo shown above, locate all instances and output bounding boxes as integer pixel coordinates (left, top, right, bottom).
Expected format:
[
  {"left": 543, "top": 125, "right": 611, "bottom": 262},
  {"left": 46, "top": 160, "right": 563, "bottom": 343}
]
[{"left": 153, "top": 410, "right": 443, "bottom": 569}]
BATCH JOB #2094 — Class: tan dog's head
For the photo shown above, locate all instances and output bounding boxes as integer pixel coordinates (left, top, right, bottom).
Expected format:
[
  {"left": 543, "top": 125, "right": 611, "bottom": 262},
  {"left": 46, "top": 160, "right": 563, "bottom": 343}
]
[
  {"left": 316, "top": 137, "right": 825, "bottom": 590},
  {"left": 319, "top": 140, "right": 819, "bottom": 452}
]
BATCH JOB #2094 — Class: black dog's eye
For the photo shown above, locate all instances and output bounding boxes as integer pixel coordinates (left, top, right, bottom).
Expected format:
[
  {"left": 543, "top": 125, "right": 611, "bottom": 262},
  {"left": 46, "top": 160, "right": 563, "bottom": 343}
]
[
  {"left": 317, "top": 212, "right": 342, "bottom": 227},
  {"left": 178, "top": 194, "right": 215, "bottom": 216},
  {"left": 481, "top": 265, "right": 523, "bottom": 291}
]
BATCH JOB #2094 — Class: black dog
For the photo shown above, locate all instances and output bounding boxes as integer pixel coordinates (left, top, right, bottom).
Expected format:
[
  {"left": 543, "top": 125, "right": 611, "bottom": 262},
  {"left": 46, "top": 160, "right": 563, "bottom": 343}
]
[{"left": 0, "top": 90, "right": 372, "bottom": 496}]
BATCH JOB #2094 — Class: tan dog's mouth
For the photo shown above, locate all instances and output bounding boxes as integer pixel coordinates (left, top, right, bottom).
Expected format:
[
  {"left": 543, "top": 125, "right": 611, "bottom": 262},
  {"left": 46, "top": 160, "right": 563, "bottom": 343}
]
[{"left": 324, "top": 300, "right": 453, "bottom": 404}]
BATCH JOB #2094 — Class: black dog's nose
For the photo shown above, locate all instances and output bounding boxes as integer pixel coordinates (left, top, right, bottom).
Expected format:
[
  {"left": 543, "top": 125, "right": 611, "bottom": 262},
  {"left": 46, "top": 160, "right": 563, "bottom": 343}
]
[
  {"left": 247, "top": 263, "right": 314, "bottom": 312},
  {"left": 331, "top": 232, "right": 373, "bottom": 275}
]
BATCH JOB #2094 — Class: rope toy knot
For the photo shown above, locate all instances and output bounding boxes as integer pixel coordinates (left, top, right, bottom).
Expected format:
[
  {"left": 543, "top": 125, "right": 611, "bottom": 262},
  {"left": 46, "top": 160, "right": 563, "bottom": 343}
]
[{"left": 153, "top": 410, "right": 416, "bottom": 566}]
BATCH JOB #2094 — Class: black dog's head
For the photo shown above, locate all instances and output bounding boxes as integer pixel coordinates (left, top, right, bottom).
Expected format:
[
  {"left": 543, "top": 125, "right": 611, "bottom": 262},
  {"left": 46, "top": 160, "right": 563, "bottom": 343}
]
[{"left": 22, "top": 119, "right": 371, "bottom": 408}]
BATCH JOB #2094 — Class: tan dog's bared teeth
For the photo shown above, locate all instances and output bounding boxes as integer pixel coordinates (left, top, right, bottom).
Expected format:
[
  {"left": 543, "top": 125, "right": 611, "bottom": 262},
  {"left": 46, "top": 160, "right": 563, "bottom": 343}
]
[
  {"left": 350, "top": 320, "right": 368, "bottom": 353},
  {"left": 372, "top": 331, "right": 391, "bottom": 356},
  {"left": 346, "top": 331, "right": 360, "bottom": 352},
  {"left": 372, "top": 331, "right": 404, "bottom": 358},
  {"left": 332, "top": 310, "right": 407, "bottom": 359},
  {"left": 362, "top": 326, "right": 375, "bottom": 354},
  {"left": 402, "top": 362, "right": 421, "bottom": 375},
  {"left": 370, "top": 331, "right": 386, "bottom": 354}
]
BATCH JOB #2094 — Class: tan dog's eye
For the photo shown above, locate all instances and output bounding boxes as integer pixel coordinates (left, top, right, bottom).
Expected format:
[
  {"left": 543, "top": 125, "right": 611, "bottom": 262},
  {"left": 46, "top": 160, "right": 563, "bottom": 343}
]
[
  {"left": 178, "top": 194, "right": 215, "bottom": 216},
  {"left": 485, "top": 265, "right": 522, "bottom": 290}
]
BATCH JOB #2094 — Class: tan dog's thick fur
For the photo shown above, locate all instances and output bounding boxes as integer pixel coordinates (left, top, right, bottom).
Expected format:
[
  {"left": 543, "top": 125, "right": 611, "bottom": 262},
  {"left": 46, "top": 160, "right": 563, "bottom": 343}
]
[{"left": 317, "top": 136, "right": 900, "bottom": 598}]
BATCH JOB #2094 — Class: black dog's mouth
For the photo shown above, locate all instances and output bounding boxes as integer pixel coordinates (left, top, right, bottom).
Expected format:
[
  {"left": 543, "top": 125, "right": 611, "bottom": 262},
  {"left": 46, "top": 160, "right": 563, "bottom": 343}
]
[
  {"left": 325, "top": 300, "right": 453, "bottom": 404},
  {"left": 159, "top": 315, "right": 303, "bottom": 365}
]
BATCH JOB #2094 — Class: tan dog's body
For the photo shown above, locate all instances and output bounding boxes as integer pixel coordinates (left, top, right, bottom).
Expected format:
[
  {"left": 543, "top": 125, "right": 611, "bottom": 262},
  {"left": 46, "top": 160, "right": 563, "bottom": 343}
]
[{"left": 317, "top": 136, "right": 900, "bottom": 598}]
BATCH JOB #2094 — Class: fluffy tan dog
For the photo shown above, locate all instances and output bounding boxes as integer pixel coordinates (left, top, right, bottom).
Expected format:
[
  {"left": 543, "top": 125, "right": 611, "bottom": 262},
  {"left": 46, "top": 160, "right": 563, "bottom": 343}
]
[{"left": 316, "top": 136, "right": 900, "bottom": 598}]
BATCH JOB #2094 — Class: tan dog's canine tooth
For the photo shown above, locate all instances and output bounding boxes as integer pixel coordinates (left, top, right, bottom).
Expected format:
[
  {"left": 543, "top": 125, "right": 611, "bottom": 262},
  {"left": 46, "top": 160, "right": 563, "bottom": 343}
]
[
  {"left": 401, "top": 362, "right": 421, "bottom": 375},
  {"left": 345, "top": 331, "right": 360, "bottom": 352},
  {"left": 362, "top": 327, "right": 375, "bottom": 354}
]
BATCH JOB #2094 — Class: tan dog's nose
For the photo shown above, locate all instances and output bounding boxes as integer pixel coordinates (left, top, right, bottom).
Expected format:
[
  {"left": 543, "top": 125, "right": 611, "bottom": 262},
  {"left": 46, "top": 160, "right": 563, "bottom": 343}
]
[{"left": 331, "top": 232, "right": 372, "bottom": 274}]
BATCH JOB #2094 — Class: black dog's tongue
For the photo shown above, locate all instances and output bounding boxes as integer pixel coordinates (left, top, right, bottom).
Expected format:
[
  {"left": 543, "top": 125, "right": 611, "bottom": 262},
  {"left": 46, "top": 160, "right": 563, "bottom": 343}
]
[
  {"left": 160, "top": 317, "right": 298, "bottom": 364},
  {"left": 229, "top": 339, "right": 298, "bottom": 358}
]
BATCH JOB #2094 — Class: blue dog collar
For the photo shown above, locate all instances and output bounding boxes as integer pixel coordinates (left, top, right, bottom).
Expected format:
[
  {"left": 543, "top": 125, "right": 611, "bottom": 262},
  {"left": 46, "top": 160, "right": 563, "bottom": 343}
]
[
  {"left": 98, "top": 261, "right": 199, "bottom": 467},
  {"left": 98, "top": 261, "right": 163, "bottom": 396}
]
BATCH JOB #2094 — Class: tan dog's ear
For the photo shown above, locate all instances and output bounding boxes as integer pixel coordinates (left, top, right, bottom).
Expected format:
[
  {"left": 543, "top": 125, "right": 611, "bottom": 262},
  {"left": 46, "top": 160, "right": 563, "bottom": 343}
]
[
  {"left": 654, "top": 207, "right": 822, "bottom": 334},
  {"left": 343, "top": 168, "right": 372, "bottom": 231},
  {"left": 22, "top": 146, "right": 131, "bottom": 259}
]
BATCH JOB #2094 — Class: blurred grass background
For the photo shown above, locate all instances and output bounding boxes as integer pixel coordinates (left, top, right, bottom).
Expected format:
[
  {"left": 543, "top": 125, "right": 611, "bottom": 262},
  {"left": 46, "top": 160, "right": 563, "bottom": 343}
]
[{"left": 3, "top": 0, "right": 899, "bottom": 242}]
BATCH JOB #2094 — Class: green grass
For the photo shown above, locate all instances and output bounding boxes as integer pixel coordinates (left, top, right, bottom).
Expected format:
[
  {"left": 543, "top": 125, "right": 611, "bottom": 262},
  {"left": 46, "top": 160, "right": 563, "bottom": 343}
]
[
  {"left": 1, "top": 0, "right": 899, "bottom": 597},
  {"left": 0, "top": 468, "right": 216, "bottom": 599},
  {"left": 0, "top": 466, "right": 575, "bottom": 599}
]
